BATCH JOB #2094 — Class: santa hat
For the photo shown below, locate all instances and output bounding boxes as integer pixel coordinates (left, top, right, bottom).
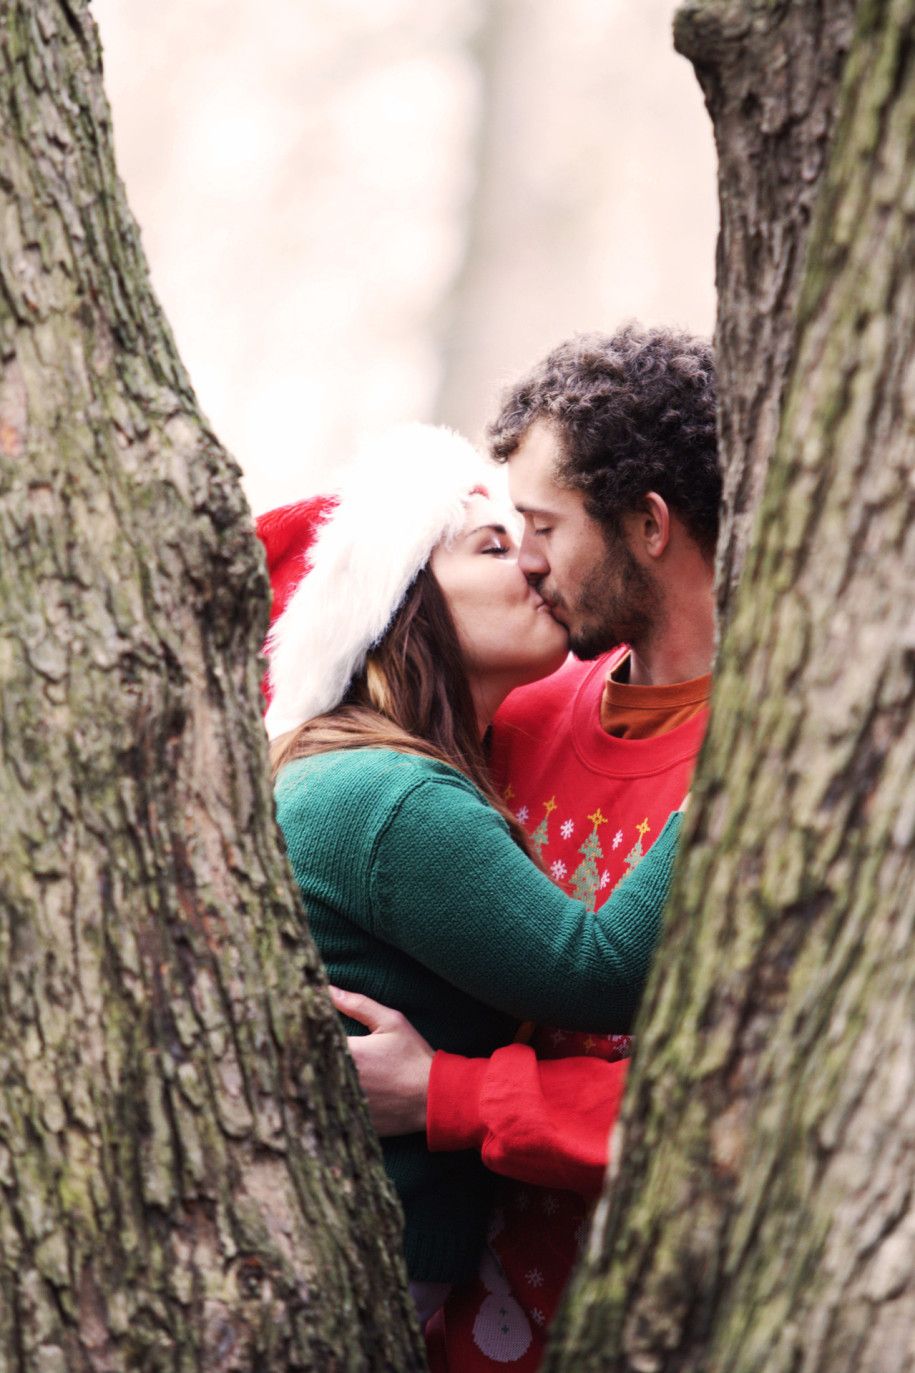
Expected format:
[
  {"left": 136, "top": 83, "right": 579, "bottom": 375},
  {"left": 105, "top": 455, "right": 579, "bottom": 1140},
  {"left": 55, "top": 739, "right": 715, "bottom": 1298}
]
[
  {"left": 254, "top": 495, "right": 338, "bottom": 708},
  {"left": 258, "top": 423, "right": 506, "bottom": 741}
]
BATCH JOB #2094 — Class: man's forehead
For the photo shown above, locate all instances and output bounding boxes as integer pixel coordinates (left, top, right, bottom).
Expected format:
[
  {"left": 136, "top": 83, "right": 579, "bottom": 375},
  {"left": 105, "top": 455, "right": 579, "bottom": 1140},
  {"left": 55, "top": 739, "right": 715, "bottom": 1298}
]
[
  {"left": 507, "top": 422, "right": 578, "bottom": 513},
  {"left": 510, "top": 417, "right": 562, "bottom": 464}
]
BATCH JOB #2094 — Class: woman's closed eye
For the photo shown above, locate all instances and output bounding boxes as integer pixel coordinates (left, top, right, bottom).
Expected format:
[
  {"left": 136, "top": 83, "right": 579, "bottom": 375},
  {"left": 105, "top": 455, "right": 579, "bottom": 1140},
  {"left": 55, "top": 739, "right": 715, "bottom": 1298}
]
[{"left": 481, "top": 539, "right": 512, "bottom": 556}]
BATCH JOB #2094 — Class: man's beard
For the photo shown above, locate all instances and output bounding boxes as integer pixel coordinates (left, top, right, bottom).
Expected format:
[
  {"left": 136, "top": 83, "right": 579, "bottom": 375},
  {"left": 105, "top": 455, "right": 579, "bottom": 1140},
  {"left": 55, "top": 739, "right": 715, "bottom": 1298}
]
[{"left": 547, "top": 537, "right": 662, "bottom": 661}]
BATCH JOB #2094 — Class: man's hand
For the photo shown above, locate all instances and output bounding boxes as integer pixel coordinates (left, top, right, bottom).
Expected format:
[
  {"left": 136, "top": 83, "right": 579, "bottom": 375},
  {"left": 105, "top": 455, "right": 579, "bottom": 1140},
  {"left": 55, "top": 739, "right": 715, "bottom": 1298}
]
[{"left": 328, "top": 987, "right": 434, "bottom": 1137}]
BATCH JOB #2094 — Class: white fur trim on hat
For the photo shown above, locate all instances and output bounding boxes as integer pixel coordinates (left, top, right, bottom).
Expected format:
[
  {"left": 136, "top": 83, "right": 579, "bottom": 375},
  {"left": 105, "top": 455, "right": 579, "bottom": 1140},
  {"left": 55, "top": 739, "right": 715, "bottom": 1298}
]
[{"left": 264, "top": 423, "right": 510, "bottom": 740}]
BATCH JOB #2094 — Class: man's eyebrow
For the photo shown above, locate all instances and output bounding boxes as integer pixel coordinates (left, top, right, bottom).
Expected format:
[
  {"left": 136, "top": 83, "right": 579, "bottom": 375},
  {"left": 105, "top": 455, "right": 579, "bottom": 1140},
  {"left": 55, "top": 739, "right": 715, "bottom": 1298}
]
[{"left": 513, "top": 504, "right": 557, "bottom": 518}]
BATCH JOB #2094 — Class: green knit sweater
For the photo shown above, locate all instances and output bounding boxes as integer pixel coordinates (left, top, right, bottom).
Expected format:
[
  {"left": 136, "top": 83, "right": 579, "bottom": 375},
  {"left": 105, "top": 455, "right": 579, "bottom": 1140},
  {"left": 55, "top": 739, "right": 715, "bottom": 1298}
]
[{"left": 275, "top": 747, "right": 681, "bottom": 1282}]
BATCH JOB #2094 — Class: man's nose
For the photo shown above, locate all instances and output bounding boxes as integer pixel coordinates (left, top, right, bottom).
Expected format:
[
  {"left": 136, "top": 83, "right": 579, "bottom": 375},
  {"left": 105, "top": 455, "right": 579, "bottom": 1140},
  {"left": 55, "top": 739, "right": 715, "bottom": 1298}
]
[{"left": 518, "top": 529, "right": 549, "bottom": 582}]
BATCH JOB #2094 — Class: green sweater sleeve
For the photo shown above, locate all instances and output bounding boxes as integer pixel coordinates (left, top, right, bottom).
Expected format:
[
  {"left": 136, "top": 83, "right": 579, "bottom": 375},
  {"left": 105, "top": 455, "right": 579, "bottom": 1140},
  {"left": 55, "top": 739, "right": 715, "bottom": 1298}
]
[{"left": 369, "top": 770, "right": 681, "bottom": 1032}]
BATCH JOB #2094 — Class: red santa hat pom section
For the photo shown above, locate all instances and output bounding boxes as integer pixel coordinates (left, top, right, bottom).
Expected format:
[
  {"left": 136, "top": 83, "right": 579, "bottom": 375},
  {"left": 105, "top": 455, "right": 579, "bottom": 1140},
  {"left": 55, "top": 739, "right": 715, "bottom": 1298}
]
[
  {"left": 263, "top": 423, "right": 503, "bottom": 741},
  {"left": 255, "top": 496, "right": 338, "bottom": 707}
]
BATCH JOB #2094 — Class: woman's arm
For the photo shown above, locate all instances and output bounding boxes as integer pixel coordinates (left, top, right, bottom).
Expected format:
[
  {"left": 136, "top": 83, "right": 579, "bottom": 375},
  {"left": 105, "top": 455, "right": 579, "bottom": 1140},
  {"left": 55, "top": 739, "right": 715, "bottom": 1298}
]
[{"left": 368, "top": 772, "right": 681, "bottom": 1032}]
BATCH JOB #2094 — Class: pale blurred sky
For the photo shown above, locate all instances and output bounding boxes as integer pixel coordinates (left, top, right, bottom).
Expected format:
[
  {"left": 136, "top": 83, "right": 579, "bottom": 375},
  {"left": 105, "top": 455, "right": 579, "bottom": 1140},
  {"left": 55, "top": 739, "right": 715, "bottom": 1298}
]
[{"left": 91, "top": 0, "right": 716, "bottom": 514}]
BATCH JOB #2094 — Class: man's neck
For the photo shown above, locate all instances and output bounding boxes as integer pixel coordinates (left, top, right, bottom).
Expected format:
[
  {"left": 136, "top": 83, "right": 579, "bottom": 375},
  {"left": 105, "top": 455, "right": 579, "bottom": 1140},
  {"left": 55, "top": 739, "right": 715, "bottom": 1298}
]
[
  {"left": 621, "top": 549, "right": 716, "bottom": 686},
  {"left": 625, "top": 601, "right": 715, "bottom": 686},
  {"left": 625, "top": 643, "right": 712, "bottom": 687}
]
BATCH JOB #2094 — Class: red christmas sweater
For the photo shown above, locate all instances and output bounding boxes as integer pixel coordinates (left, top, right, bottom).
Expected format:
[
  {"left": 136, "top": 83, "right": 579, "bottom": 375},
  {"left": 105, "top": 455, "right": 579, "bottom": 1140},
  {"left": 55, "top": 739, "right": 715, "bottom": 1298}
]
[{"left": 426, "top": 650, "right": 709, "bottom": 1372}]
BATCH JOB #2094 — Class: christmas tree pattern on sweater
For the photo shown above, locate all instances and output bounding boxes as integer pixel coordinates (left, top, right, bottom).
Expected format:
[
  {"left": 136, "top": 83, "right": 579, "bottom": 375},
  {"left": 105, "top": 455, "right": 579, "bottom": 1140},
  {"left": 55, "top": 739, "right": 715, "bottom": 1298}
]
[
  {"left": 529, "top": 796, "right": 556, "bottom": 863},
  {"left": 569, "top": 807, "right": 607, "bottom": 911},
  {"left": 623, "top": 816, "right": 651, "bottom": 874}
]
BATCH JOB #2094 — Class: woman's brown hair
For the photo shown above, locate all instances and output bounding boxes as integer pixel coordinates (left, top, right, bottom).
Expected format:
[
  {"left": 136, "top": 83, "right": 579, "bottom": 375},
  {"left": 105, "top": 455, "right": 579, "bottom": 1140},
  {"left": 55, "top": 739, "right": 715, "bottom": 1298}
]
[{"left": 270, "top": 568, "right": 533, "bottom": 854}]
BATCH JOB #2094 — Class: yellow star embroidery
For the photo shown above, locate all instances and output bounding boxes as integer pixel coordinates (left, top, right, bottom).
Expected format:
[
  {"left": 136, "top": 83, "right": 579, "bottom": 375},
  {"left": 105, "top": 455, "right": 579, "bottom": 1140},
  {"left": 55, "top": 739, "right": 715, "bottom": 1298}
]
[
  {"left": 543, "top": 796, "right": 558, "bottom": 815},
  {"left": 588, "top": 807, "right": 608, "bottom": 829},
  {"left": 636, "top": 817, "right": 651, "bottom": 839},
  {"left": 503, "top": 784, "right": 515, "bottom": 801}
]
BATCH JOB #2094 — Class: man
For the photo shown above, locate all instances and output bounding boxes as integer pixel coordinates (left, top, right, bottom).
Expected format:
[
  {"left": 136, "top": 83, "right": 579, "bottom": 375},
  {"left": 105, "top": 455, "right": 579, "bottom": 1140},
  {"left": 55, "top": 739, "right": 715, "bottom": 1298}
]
[{"left": 332, "top": 324, "right": 720, "bottom": 1369}]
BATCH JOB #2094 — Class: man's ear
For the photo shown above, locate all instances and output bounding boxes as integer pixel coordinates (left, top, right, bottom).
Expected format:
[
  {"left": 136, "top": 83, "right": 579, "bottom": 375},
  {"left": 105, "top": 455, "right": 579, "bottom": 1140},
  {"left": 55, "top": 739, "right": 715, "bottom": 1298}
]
[{"left": 632, "top": 491, "right": 671, "bottom": 560}]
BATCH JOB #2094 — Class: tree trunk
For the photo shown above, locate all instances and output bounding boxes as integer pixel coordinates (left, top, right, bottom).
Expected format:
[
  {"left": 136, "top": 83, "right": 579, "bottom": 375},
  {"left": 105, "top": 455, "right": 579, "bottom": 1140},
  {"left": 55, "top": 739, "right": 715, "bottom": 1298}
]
[
  {"left": 674, "top": 0, "right": 855, "bottom": 619},
  {"left": 0, "top": 3, "right": 425, "bottom": 1369},
  {"left": 546, "top": 1, "right": 915, "bottom": 1368}
]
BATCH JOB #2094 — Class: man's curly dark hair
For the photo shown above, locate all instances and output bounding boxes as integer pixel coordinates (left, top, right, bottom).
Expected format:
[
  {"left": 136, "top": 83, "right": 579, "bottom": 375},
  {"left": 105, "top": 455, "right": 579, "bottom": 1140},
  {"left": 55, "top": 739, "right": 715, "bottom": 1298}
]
[{"left": 488, "top": 325, "right": 720, "bottom": 558}]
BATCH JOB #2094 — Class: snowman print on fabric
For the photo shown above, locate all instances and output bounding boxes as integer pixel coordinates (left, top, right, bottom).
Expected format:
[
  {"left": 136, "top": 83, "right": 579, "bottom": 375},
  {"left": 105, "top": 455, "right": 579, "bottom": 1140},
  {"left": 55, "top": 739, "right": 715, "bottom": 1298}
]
[{"left": 472, "top": 1249, "right": 533, "bottom": 1363}]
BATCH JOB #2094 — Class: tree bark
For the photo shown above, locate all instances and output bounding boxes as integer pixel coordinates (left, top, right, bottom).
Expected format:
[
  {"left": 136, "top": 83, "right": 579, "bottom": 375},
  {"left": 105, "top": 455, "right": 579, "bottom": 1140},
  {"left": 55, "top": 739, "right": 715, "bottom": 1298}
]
[
  {"left": 674, "top": 0, "right": 855, "bottom": 620},
  {"left": 0, "top": 3, "right": 425, "bottom": 1368},
  {"left": 546, "top": 0, "right": 915, "bottom": 1368}
]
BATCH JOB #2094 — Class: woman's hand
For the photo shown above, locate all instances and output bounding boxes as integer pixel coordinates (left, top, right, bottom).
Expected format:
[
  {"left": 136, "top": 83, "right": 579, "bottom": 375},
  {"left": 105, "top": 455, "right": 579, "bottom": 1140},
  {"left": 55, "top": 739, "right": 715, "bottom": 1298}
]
[{"left": 328, "top": 986, "right": 434, "bottom": 1137}]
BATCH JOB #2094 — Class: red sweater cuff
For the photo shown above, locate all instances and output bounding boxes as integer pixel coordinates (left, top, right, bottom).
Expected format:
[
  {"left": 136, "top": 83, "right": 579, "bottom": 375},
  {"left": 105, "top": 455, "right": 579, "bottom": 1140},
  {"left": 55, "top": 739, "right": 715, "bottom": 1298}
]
[{"left": 427, "top": 1052, "right": 489, "bottom": 1153}]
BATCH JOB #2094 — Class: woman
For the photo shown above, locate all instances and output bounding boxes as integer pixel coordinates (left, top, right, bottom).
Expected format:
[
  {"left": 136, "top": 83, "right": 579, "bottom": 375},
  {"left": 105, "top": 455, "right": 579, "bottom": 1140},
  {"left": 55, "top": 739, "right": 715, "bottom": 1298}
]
[{"left": 260, "top": 424, "right": 681, "bottom": 1309}]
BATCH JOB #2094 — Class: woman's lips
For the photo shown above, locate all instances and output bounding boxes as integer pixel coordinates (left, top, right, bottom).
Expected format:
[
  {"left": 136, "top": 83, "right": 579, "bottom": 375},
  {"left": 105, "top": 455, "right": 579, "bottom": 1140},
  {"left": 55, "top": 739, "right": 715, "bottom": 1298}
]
[{"left": 529, "top": 587, "right": 566, "bottom": 624}]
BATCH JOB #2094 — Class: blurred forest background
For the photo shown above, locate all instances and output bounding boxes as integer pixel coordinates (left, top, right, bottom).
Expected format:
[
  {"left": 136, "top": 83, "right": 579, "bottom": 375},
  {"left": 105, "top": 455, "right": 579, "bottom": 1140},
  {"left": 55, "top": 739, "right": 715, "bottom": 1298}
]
[{"left": 91, "top": 0, "right": 717, "bottom": 514}]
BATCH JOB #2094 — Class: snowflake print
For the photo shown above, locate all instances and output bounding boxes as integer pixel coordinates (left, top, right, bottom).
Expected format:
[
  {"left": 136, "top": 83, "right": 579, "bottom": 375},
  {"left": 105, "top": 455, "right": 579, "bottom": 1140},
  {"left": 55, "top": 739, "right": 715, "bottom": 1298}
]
[
  {"left": 531, "top": 1308, "right": 546, "bottom": 1326},
  {"left": 550, "top": 859, "right": 567, "bottom": 880},
  {"left": 550, "top": 1029, "right": 567, "bottom": 1046},
  {"left": 600, "top": 869, "right": 611, "bottom": 889},
  {"left": 612, "top": 829, "right": 623, "bottom": 849},
  {"left": 542, "top": 1194, "right": 559, "bottom": 1215},
  {"left": 516, "top": 805, "right": 530, "bottom": 823},
  {"left": 525, "top": 1268, "right": 544, "bottom": 1288},
  {"left": 560, "top": 818, "right": 574, "bottom": 839}
]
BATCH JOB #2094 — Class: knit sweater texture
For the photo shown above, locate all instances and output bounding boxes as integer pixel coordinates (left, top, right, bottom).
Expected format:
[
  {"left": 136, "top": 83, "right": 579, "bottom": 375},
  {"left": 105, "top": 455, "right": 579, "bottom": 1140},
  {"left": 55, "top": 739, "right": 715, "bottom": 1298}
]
[{"left": 274, "top": 746, "right": 681, "bottom": 1282}]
